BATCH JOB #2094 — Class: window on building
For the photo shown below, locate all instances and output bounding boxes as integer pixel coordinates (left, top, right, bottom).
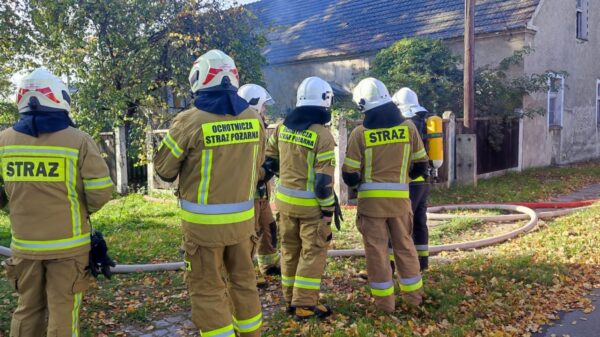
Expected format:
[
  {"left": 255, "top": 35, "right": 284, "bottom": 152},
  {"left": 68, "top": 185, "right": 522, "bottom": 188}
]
[
  {"left": 596, "top": 80, "right": 600, "bottom": 125},
  {"left": 548, "top": 75, "right": 564, "bottom": 127},
  {"left": 577, "top": 0, "right": 589, "bottom": 40}
]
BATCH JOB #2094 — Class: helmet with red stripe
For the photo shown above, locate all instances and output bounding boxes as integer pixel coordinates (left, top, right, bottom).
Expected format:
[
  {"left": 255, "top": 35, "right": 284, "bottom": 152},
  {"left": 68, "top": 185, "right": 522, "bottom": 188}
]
[
  {"left": 16, "top": 68, "right": 71, "bottom": 113},
  {"left": 189, "top": 50, "right": 239, "bottom": 93}
]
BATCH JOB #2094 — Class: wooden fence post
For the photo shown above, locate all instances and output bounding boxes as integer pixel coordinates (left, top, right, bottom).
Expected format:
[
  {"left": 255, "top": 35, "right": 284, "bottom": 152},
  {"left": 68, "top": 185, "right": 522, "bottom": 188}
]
[
  {"left": 114, "top": 126, "right": 129, "bottom": 195},
  {"left": 146, "top": 131, "right": 155, "bottom": 192},
  {"left": 335, "top": 117, "right": 349, "bottom": 205},
  {"left": 518, "top": 117, "right": 524, "bottom": 172}
]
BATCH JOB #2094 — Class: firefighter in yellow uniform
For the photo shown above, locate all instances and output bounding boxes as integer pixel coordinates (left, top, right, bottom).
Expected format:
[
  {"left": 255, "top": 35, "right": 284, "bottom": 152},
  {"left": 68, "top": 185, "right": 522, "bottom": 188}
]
[
  {"left": 154, "top": 50, "right": 264, "bottom": 337},
  {"left": 393, "top": 87, "right": 440, "bottom": 271},
  {"left": 342, "top": 78, "right": 428, "bottom": 313},
  {"left": 265, "top": 76, "right": 336, "bottom": 320},
  {"left": 238, "top": 84, "right": 281, "bottom": 283},
  {"left": 1, "top": 68, "right": 113, "bottom": 336}
]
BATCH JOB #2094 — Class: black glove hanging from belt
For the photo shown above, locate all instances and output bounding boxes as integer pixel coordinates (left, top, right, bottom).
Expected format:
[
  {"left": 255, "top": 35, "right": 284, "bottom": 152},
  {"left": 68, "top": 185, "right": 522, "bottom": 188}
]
[
  {"left": 88, "top": 228, "right": 116, "bottom": 280},
  {"left": 257, "top": 180, "right": 268, "bottom": 199},
  {"left": 0, "top": 184, "right": 8, "bottom": 209},
  {"left": 333, "top": 193, "right": 344, "bottom": 231}
]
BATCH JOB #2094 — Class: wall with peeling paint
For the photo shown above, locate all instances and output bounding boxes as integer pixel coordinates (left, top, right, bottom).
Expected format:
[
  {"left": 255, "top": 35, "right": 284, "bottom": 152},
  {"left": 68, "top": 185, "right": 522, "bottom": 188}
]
[
  {"left": 261, "top": 0, "right": 600, "bottom": 168},
  {"left": 522, "top": 0, "right": 600, "bottom": 167}
]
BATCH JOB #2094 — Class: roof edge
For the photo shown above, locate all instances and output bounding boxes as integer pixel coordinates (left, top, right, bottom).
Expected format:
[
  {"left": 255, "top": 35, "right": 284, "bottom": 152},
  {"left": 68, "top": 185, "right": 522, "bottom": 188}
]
[
  {"left": 264, "top": 27, "right": 536, "bottom": 66},
  {"left": 527, "top": 0, "right": 545, "bottom": 31}
]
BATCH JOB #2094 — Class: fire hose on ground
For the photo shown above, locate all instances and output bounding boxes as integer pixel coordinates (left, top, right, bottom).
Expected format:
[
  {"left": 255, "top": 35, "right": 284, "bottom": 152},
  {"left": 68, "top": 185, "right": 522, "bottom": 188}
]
[{"left": 0, "top": 200, "right": 597, "bottom": 273}]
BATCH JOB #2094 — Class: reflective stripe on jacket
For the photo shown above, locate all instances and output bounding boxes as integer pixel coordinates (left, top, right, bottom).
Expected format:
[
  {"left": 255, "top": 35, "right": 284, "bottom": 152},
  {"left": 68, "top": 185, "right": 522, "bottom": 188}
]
[
  {"left": 342, "top": 120, "right": 428, "bottom": 217},
  {"left": 0, "top": 127, "right": 113, "bottom": 259},
  {"left": 266, "top": 124, "right": 335, "bottom": 219},
  {"left": 153, "top": 107, "right": 265, "bottom": 247}
]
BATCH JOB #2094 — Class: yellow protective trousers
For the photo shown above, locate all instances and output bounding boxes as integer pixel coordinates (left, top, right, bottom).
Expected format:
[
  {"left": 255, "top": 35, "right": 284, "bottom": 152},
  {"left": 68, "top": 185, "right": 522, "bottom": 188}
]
[
  {"left": 254, "top": 199, "right": 279, "bottom": 273},
  {"left": 4, "top": 254, "right": 90, "bottom": 337},
  {"left": 357, "top": 213, "right": 423, "bottom": 313},
  {"left": 183, "top": 236, "right": 262, "bottom": 337},
  {"left": 279, "top": 213, "right": 332, "bottom": 307}
]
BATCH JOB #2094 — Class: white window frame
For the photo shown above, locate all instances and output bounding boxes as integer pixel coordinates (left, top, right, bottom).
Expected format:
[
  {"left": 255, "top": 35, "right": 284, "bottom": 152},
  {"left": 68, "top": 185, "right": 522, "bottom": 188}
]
[
  {"left": 596, "top": 79, "right": 600, "bottom": 125},
  {"left": 547, "top": 74, "right": 565, "bottom": 128},
  {"left": 576, "top": 0, "right": 589, "bottom": 40}
]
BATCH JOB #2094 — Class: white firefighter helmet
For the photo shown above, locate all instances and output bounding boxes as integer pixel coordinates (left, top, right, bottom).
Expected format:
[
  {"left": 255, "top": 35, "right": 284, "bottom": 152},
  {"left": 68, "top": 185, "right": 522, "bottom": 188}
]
[
  {"left": 238, "top": 84, "right": 274, "bottom": 112},
  {"left": 392, "top": 87, "right": 428, "bottom": 118},
  {"left": 296, "top": 77, "right": 334, "bottom": 108},
  {"left": 16, "top": 68, "right": 71, "bottom": 113},
  {"left": 352, "top": 77, "right": 392, "bottom": 112},
  {"left": 189, "top": 49, "right": 239, "bottom": 93}
]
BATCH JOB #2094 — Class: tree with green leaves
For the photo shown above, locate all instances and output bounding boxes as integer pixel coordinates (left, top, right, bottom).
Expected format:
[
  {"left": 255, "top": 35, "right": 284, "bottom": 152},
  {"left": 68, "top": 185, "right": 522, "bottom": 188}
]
[
  {"left": 0, "top": 1, "right": 33, "bottom": 125},
  {"left": 370, "top": 38, "right": 463, "bottom": 115},
  {"left": 474, "top": 48, "right": 562, "bottom": 119},
  {"left": 365, "top": 38, "right": 564, "bottom": 151},
  {"left": 369, "top": 38, "right": 560, "bottom": 120},
  {"left": 2, "top": 0, "right": 266, "bottom": 160}
]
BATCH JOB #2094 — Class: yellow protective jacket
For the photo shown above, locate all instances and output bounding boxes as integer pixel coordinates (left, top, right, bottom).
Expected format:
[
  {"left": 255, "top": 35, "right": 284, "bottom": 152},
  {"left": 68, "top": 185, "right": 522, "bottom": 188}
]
[
  {"left": 342, "top": 120, "right": 428, "bottom": 218},
  {"left": 153, "top": 107, "right": 265, "bottom": 247},
  {"left": 266, "top": 123, "right": 336, "bottom": 219},
  {"left": 0, "top": 127, "right": 113, "bottom": 260}
]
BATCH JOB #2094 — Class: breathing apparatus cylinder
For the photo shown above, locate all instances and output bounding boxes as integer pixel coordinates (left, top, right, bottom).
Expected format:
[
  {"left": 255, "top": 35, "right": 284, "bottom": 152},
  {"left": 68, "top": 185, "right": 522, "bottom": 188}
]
[{"left": 426, "top": 115, "right": 444, "bottom": 177}]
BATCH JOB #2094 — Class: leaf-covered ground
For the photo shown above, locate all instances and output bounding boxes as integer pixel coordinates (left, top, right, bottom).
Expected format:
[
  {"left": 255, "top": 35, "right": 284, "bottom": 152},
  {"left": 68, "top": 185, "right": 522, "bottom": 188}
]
[
  {"left": 1, "top": 162, "right": 600, "bottom": 336},
  {"left": 428, "top": 161, "right": 600, "bottom": 205},
  {"left": 3, "top": 203, "right": 599, "bottom": 336}
]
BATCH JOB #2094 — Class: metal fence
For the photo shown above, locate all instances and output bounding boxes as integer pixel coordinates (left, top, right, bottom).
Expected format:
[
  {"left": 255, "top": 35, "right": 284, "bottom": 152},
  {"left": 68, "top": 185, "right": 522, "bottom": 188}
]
[
  {"left": 100, "top": 130, "right": 148, "bottom": 192},
  {"left": 456, "top": 117, "right": 521, "bottom": 175}
]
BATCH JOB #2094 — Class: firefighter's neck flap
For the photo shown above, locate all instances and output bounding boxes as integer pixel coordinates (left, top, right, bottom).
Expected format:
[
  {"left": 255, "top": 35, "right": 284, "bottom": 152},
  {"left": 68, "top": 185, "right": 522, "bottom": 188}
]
[
  {"left": 13, "top": 111, "right": 75, "bottom": 138},
  {"left": 283, "top": 106, "right": 331, "bottom": 131},
  {"left": 193, "top": 90, "right": 250, "bottom": 116},
  {"left": 362, "top": 102, "right": 404, "bottom": 129}
]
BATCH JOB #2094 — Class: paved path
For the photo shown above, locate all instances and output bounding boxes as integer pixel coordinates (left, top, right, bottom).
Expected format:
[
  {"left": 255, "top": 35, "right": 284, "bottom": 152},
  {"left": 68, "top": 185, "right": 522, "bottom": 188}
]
[
  {"left": 533, "top": 289, "right": 600, "bottom": 337},
  {"left": 119, "top": 278, "right": 284, "bottom": 336},
  {"left": 121, "top": 314, "right": 196, "bottom": 337},
  {"left": 551, "top": 183, "right": 600, "bottom": 202},
  {"left": 535, "top": 184, "right": 600, "bottom": 337}
]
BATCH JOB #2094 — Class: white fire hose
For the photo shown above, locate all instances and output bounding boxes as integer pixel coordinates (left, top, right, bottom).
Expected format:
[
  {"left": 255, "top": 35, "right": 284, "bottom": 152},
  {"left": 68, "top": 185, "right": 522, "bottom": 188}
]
[{"left": 0, "top": 203, "right": 591, "bottom": 273}]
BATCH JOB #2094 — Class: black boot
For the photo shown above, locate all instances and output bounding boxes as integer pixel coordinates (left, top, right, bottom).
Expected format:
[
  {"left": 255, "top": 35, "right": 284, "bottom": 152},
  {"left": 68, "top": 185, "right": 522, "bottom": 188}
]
[
  {"left": 286, "top": 303, "right": 295, "bottom": 315},
  {"left": 265, "top": 265, "right": 281, "bottom": 276},
  {"left": 419, "top": 256, "right": 429, "bottom": 271}
]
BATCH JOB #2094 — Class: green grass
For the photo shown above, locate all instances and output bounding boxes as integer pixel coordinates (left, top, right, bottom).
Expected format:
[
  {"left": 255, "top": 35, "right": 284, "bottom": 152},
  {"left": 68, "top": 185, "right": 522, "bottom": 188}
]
[
  {"left": 1, "top": 201, "right": 599, "bottom": 335},
  {"left": 0, "top": 212, "right": 10, "bottom": 247},
  {"left": 0, "top": 194, "right": 183, "bottom": 264},
  {"left": 429, "top": 161, "right": 600, "bottom": 205},
  {"left": 429, "top": 217, "right": 485, "bottom": 243},
  {"left": 0, "top": 272, "right": 17, "bottom": 333},
  {"left": 329, "top": 208, "right": 362, "bottom": 250},
  {"left": 93, "top": 194, "right": 182, "bottom": 263},
  {"left": 1, "top": 162, "right": 600, "bottom": 335}
]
